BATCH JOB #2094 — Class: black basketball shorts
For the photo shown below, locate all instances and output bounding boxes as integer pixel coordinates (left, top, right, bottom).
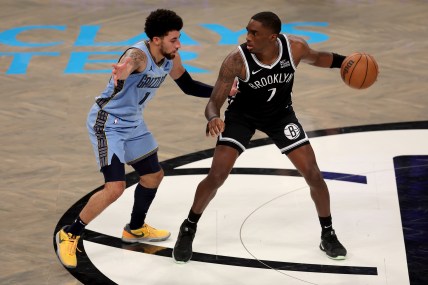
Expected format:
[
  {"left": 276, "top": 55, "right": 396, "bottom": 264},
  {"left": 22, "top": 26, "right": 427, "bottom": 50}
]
[{"left": 217, "top": 109, "right": 310, "bottom": 155}]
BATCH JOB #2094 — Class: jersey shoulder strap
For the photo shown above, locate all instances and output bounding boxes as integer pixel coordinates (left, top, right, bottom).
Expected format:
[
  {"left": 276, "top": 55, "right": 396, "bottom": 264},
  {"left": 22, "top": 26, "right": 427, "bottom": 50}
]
[
  {"left": 278, "top": 34, "right": 297, "bottom": 70},
  {"left": 237, "top": 43, "right": 260, "bottom": 82}
]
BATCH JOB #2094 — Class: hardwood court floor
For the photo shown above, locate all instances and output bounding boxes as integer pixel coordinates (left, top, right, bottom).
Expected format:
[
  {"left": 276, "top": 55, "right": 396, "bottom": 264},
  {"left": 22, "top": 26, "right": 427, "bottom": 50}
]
[{"left": 0, "top": 0, "right": 427, "bottom": 284}]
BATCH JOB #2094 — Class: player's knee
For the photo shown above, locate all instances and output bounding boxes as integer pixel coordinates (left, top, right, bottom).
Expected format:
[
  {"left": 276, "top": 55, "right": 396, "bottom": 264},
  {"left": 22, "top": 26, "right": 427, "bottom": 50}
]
[
  {"left": 104, "top": 182, "right": 126, "bottom": 203},
  {"left": 302, "top": 167, "right": 324, "bottom": 186},
  {"left": 207, "top": 170, "right": 229, "bottom": 188},
  {"left": 140, "top": 169, "right": 164, "bottom": 188}
]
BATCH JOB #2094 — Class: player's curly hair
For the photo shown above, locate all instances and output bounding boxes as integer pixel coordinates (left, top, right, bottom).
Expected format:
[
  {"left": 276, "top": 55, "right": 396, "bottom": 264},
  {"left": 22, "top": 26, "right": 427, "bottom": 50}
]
[
  {"left": 251, "top": 11, "right": 281, "bottom": 34},
  {"left": 145, "top": 9, "right": 183, "bottom": 39}
]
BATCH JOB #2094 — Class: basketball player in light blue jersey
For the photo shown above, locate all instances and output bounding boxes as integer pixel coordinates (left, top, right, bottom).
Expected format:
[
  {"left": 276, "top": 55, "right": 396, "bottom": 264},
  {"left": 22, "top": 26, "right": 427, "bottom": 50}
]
[{"left": 55, "top": 9, "right": 221, "bottom": 269}]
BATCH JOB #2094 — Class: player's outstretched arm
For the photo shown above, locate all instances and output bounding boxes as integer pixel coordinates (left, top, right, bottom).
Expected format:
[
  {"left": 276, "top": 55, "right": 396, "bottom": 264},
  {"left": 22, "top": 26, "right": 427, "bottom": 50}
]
[
  {"left": 289, "top": 35, "right": 345, "bottom": 69},
  {"left": 112, "top": 48, "right": 147, "bottom": 86}
]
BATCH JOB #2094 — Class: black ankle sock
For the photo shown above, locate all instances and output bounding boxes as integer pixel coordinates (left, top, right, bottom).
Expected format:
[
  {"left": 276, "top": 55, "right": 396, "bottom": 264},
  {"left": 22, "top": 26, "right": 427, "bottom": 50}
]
[
  {"left": 66, "top": 216, "right": 87, "bottom": 236},
  {"left": 185, "top": 209, "right": 201, "bottom": 229},
  {"left": 319, "top": 215, "right": 333, "bottom": 234},
  {"left": 129, "top": 183, "right": 157, "bottom": 230}
]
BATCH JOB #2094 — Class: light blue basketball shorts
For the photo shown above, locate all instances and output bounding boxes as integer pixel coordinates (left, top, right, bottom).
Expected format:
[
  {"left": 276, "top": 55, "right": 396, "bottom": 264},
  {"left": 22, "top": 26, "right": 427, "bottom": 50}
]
[{"left": 86, "top": 105, "right": 158, "bottom": 169}]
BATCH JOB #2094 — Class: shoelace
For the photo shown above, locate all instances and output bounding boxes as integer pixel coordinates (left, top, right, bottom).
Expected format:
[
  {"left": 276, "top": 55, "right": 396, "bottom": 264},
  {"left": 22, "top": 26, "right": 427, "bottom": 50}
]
[
  {"left": 130, "top": 224, "right": 155, "bottom": 236},
  {"left": 67, "top": 235, "right": 81, "bottom": 255},
  {"left": 143, "top": 224, "right": 158, "bottom": 236}
]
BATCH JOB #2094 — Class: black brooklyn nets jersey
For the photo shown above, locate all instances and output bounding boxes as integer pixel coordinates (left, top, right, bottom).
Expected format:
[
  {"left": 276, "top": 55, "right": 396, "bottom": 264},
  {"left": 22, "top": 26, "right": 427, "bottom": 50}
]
[{"left": 228, "top": 34, "right": 296, "bottom": 118}]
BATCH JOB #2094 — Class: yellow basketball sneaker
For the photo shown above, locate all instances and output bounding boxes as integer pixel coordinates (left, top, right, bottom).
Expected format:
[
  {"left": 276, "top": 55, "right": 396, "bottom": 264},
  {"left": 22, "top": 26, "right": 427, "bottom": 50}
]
[
  {"left": 55, "top": 227, "right": 81, "bottom": 268},
  {"left": 122, "top": 223, "right": 171, "bottom": 243}
]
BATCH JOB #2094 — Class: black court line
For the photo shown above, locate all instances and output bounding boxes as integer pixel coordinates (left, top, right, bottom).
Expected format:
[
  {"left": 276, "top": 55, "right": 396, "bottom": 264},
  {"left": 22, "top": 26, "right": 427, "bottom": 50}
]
[
  {"left": 82, "top": 229, "right": 378, "bottom": 275},
  {"left": 164, "top": 168, "right": 367, "bottom": 184}
]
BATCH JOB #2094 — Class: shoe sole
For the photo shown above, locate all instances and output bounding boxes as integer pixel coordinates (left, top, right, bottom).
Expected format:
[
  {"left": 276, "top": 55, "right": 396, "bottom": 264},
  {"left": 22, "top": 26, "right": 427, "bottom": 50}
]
[
  {"left": 55, "top": 231, "right": 77, "bottom": 269},
  {"left": 327, "top": 255, "right": 346, "bottom": 260},
  {"left": 121, "top": 232, "right": 171, "bottom": 243},
  {"left": 172, "top": 249, "right": 192, "bottom": 264},
  {"left": 319, "top": 244, "right": 347, "bottom": 260}
]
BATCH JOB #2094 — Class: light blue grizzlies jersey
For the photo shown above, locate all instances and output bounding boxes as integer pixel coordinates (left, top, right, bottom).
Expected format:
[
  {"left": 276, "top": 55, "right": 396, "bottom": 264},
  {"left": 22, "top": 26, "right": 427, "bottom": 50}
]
[
  {"left": 95, "top": 41, "right": 173, "bottom": 122},
  {"left": 87, "top": 41, "right": 173, "bottom": 168}
]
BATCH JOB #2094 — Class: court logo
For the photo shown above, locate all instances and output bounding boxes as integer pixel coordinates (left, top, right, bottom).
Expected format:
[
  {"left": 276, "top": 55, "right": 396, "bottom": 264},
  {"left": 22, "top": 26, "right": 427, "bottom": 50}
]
[
  {"left": 0, "top": 22, "right": 330, "bottom": 75},
  {"left": 284, "top": 123, "right": 301, "bottom": 140}
]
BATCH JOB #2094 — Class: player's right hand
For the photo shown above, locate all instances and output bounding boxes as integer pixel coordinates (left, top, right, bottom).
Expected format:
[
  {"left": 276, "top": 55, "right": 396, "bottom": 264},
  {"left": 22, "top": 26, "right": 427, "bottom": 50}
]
[{"left": 112, "top": 57, "right": 132, "bottom": 86}]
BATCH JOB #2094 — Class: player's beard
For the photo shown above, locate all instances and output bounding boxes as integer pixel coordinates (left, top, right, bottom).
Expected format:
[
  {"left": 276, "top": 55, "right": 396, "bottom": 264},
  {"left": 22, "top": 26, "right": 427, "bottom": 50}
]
[
  {"left": 160, "top": 44, "right": 177, "bottom": 60},
  {"left": 163, "top": 52, "right": 176, "bottom": 60}
]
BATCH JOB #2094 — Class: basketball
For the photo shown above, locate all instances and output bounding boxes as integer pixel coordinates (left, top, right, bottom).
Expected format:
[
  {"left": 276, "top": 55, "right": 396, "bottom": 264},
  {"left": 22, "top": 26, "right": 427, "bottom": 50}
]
[{"left": 340, "top": 52, "right": 379, "bottom": 89}]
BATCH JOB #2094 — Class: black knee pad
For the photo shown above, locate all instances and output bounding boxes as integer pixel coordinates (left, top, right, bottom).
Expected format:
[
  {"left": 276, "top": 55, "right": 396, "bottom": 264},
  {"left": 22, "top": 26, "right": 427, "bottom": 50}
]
[
  {"left": 131, "top": 152, "right": 161, "bottom": 176},
  {"left": 101, "top": 154, "right": 126, "bottom": 182}
]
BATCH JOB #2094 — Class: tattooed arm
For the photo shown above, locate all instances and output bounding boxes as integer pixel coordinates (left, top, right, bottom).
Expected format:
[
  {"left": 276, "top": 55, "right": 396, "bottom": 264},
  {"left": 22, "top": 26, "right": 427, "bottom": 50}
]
[
  {"left": 205, "top": 49, "right": 245, "bottom": 137},
  {"left": 111, "top": 47, "right": 148, "bottom": 86}
]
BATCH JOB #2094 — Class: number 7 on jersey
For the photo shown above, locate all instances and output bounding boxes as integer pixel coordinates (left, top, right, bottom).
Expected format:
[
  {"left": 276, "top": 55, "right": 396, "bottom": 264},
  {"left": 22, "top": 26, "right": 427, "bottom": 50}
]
[{"left": 267, "top": 88, "right": 277, "bottom": 102}]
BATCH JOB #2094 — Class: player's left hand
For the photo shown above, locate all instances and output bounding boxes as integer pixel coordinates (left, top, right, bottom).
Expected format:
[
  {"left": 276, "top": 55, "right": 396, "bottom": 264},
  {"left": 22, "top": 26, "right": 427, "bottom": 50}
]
[{"left": 205, "top": 117, "right": 225, "bottom": 137}]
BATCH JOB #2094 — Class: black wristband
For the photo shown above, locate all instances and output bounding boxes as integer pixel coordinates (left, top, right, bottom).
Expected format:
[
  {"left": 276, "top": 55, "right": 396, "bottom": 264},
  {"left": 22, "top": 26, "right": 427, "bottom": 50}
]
[{"left": 330, "top": 53, "right": 346, "bottom": 68}]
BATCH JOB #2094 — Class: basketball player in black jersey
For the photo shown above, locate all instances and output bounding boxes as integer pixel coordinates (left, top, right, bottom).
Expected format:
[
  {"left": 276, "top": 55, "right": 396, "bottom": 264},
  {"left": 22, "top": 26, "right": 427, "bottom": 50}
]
[{"left": 173, "top": 11, "right": 348, "bottom": 262}]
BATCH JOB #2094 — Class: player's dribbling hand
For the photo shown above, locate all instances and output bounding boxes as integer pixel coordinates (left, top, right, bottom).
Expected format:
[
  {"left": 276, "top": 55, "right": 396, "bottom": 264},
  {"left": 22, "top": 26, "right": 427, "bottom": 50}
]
[{"left": 205, "top": 117, "right": 225, "bottom": 137}]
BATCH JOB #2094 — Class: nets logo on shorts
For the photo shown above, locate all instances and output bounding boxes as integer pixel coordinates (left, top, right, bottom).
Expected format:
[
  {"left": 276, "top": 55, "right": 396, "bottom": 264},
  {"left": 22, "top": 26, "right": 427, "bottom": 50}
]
[{"left": 284, "top": 123, "right": 301, "bottom": 140}]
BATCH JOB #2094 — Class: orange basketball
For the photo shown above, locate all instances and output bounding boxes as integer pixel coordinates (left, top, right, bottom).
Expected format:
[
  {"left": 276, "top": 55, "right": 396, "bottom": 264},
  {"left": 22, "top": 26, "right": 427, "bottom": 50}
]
[{"left": 340, "top": 52, "right": 379, "bottom": 89}]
